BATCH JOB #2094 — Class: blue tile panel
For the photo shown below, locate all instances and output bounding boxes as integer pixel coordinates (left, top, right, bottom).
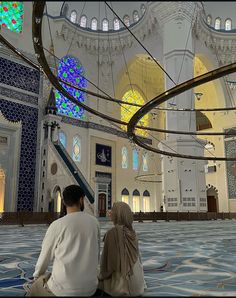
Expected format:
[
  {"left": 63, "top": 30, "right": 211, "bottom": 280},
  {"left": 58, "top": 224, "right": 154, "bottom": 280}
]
[
  {"left": 0, "top": 57, "right": 40, "bottom": 94},
  {"left": 0, "top": 98, "right": 38, "bottom": 211}
]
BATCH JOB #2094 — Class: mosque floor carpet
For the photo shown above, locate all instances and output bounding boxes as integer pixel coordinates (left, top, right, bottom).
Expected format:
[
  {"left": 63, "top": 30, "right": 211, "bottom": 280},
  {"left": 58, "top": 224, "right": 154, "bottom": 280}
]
[{"left": 1, "top": 220, "right": 236, "bottom": 296}]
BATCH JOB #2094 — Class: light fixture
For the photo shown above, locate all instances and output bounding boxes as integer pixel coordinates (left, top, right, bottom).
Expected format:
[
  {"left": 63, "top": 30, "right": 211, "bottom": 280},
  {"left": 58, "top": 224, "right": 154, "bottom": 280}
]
[
  {"left": 194, "top": 92, "right": 203, "bottom": 100},
  {"left": 205, "top": 141, "right": 215, "bottom": 150}
]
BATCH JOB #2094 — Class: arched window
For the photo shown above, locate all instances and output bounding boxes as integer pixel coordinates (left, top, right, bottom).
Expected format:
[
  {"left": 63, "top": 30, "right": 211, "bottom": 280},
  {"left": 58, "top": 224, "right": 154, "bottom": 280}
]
[
  {"left": 225, "top": 19, "right": 232, "bottom": 31},
  {"left": 114, "top": 18, "right": 120, "bottom": 30},
  {"left": 121, "top": 188, "right": 129, "bottom": 204},
  {"left": 70, "top": 10, "right": 77, "bottom": 23},
  {"left": 59, "top": 131, "right": 67, "bottom": 148},
  {"left": 142, "top": 152, "right": 148, "bottom": 171},
  {"left": 133, "top": 149, "right": 139, "bottom": 170},
  {"left": 143, "top": 190, "right": 150, "bottom": 212},
  {"left": 133, "top": 11, "right": 139, "bottom": 22},
  {"left": 123, "top": 15, "right": 130, "bottom": 27},
  {"left": 0, "top": 2, "right": 24, "bottom": 33},
  {"left": 55, "top": 55, "right": 87, "bottom": 119},
  {"left": 206, "top": 15, "right": 212, "bottom": 26},
  {"left": 215, "top": 17, "right": 221, "bottom": 30},
  {"left": 72, "top": 135, "right": 81, "bottom": 162},
  {"left": 80, "top": 15, "right": 87, "bottom": 28},
  {"left": 122, "top": 146, "right": 128, "bottom": 169},
  {"left": 141, "top": 4, "right": 146, "bottom": 15},
  {"left": 102, "top": 18, "right": 109, "bottom": 31},
  {"left": 133, "top": 189, "right": 140, "bottom": 212},
  {"left": 121, "top": 90, "right": 148, "bottom": 136},
  {"left": 61, "top": 4, "right": 69, "bottom": 17},
  {"left": 91, "top": 18, "right": 98, "bottom": 30}
]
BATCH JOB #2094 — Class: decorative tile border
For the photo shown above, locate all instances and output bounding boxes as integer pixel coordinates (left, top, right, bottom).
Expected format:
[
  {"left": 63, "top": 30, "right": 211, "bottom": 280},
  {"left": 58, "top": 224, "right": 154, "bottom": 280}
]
[
  {"left": 0, "top": 86, "right": 38, "bottom": 106},
  {"left": 61, "top": 116, "right": 152, "bottom": 145}
]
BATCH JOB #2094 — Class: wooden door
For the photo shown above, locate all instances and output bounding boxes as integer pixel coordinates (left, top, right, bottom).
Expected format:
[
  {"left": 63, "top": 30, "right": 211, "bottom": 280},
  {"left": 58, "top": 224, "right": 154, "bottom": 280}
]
[
  {"left": 207, "top": 196, "right": 217, "bottom": 212},
  {"left": 98, "top": 193, "right": 106, "bottom": 217}
]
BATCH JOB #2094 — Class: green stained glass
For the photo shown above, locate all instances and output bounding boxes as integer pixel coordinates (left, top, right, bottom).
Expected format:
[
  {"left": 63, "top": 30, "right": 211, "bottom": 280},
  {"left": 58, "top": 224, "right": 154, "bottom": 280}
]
[
  {"left": 63, "top": 72, "right": 67, "bottom": 78},
  {"left": 76, "top": 78, "right": 80, "bottom": 83},
  {"left": 75, "top": 91, "right": 80, "bottom": 97},
  {"left": 62, "top": 102, "right": 67, "bottom": 108},
  {"left": 0, "top": 2, "right": 24, "bottom": 33}
]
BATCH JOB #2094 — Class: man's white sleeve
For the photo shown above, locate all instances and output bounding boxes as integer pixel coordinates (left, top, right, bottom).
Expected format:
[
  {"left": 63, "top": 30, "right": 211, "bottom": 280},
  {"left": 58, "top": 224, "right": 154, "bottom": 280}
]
[{"left": 33, "top": 222, "right": 59, "bottom": 278}]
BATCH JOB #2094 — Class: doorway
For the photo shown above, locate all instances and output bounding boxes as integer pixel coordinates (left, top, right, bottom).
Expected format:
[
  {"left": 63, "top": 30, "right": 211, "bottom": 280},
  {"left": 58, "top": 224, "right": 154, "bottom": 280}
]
[
  {"left": 207, "top": 186, "right": 218, "bottom": 212},
  {"left": 98, "top": 193, "right": 106, "bottom": 217},
  {"left": 0, "top": 169, "right": 5, "bottom": 212}
]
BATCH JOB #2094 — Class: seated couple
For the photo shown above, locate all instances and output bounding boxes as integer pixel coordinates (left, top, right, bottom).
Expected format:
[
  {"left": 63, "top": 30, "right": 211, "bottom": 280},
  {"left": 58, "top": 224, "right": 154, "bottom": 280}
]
[{"left": 27, "top": 185, "right": 146, "bottom": 297}]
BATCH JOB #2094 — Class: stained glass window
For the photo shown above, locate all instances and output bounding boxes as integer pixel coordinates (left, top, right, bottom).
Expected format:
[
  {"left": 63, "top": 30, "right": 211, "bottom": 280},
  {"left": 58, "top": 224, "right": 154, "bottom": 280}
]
[
  {"left": 55, "top": 56, "right": 87, "bottom": 119},
  {"left": 80, "top": 15, "right": 87, "bottom": 28},
  {"left": 59, "top": 131, "right": 67, "bottom": 148},
  {"left": 0, "top": 2, "right": 24, "bottom": 33},
  {"left": 142, "top": 152, "right": 148, "bottom": 171},
  {"left": 123, "top": 15, "right": 130, "bottom": 27},
  {"left": 141, "top": 4, "right": 146, "bottom": 15},
  {"left": 121, "top": 90, "right": 148, "bottom": 136},
  {"left": 114, "top": 18, "right": 120, "bottom": 30},
  {"left": 225, "top": 19, "right": 232, "bottom": 31},
  {"left": 133, "top": 11, "right": 139, "bottom": 22},
  {"left": 102, "top": 19, "right": 109, "bottom": 31},
  {"left": 206, "top": 15, "right": 212, "bottom": 26},
  {"left": 122, "top": 146, "right": 128, "bottom": 169},
  {"left": 133, "top": 149, "right": 139, "bottom": 170},
  {"left": 70, "top": 10, "right": 77, "bottom": 23},
  {"left": 215, "top": 18, "right": 221, "bottom": 30},
  {"left": 72, "top": 135, "right": 81, "bottom": 162},
  {"left": 91, "top": 18, "right": 97, "bottom": 30}
]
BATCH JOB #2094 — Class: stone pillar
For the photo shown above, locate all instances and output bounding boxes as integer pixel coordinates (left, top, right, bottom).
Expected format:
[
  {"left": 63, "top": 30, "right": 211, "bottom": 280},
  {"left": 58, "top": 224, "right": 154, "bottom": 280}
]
[{"left": 153, "top": 2, "right": 207, "bottom": 212}]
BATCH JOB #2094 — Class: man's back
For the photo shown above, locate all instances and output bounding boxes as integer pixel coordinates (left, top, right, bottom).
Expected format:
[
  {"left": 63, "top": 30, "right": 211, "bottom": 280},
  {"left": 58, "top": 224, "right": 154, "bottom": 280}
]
[{"left": 34, "top": 212, "right": 100, "bottom": 296}]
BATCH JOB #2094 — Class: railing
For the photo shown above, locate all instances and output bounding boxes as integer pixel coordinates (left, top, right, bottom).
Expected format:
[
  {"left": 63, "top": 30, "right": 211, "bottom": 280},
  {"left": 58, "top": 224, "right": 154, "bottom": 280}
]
[
  {"left": 53, "top": 141, "right": 94, "bottom": 203},
  {"left": 133, "top": 211, "right": 236, "bottom": 222},
  {"left": 1, "top": 211, "right": 236, "bottom": 226}
]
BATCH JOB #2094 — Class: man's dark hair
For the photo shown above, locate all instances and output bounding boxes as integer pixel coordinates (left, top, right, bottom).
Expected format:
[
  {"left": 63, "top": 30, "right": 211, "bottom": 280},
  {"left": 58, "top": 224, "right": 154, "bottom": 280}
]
[{"left": 63, "top": 185, "right": 85, "bottom": 207}]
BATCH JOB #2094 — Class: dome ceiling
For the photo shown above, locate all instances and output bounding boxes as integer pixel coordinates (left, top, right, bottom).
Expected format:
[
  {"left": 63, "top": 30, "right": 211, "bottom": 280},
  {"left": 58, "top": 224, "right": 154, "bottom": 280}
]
[
  {"left": 202, "top": 1, "right": 236, "bottom": 30},
  {"left": 46, "top": 1, "right": 147, "bottom": 31}
]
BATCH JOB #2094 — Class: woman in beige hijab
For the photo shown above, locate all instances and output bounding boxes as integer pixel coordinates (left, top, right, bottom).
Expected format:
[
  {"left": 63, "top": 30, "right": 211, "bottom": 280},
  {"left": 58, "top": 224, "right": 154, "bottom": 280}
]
[{"left": 98, "top": 202, "right": 145, "bottom": 296}]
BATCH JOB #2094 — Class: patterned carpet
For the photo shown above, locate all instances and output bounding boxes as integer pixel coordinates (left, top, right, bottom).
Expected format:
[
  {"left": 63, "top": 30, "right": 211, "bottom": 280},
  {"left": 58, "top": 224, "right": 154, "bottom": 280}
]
[{"left": 1, "top": 219, "right": 236, "bottom": 296}]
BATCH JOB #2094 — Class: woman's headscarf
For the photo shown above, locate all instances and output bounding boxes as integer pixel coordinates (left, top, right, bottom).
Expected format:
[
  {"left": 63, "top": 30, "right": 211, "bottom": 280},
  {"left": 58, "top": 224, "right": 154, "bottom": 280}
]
[{"left": 100, "top": 202, "right": 139, "bottom": 280}]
